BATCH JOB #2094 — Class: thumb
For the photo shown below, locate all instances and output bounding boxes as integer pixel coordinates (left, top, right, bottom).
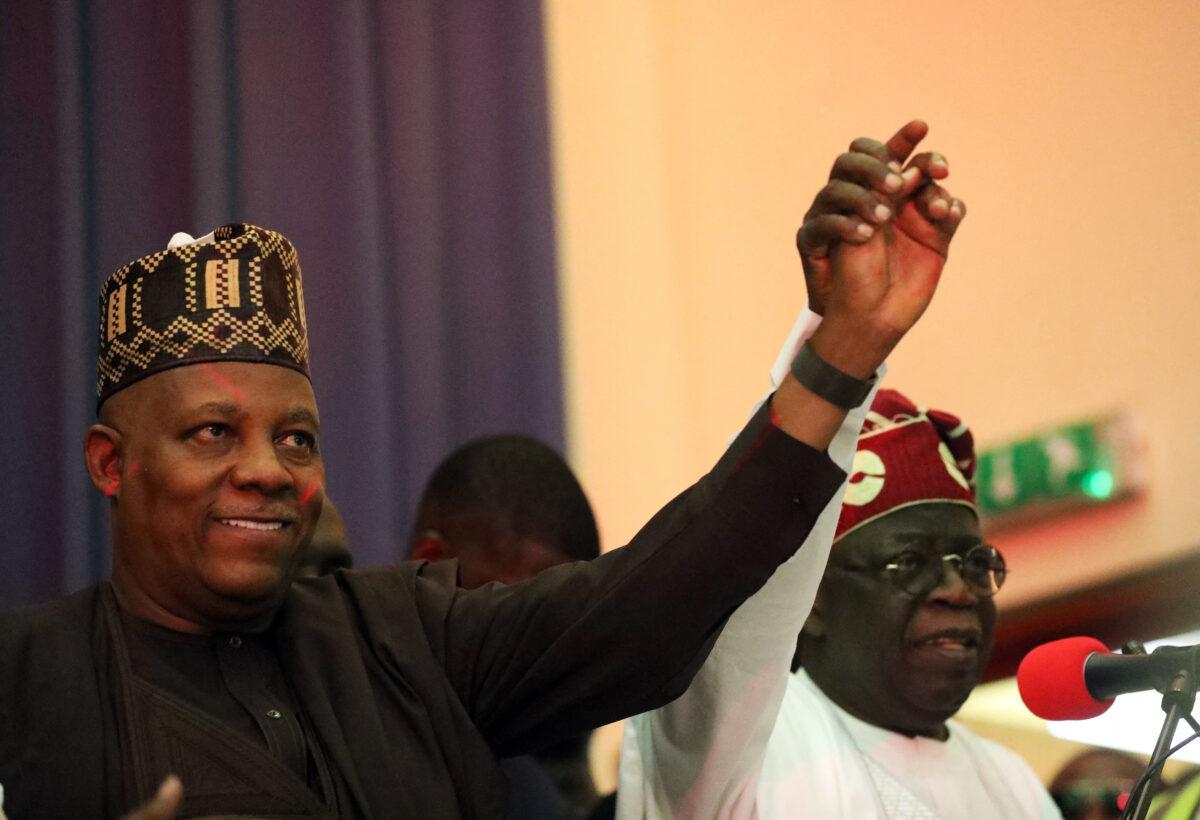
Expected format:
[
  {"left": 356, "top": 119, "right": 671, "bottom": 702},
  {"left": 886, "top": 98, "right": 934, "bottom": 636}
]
[{"left": 123, "top": 775, "right": 183, "bottom": 820}]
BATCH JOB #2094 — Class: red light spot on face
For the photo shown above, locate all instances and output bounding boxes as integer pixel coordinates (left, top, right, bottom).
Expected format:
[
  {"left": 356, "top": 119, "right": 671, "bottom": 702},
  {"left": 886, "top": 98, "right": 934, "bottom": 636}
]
[
  {"left": 1117, "top": 792, "right": 1129, "bottom": 812},
  {"left": 299, "top": 481, "right": 320, "bottom": 506},
  {"left": 198, "top": 362, "right": 246, "bottom": 403},
  {"left": 127, "top": 461, "right": 139, "bottom": 478}
]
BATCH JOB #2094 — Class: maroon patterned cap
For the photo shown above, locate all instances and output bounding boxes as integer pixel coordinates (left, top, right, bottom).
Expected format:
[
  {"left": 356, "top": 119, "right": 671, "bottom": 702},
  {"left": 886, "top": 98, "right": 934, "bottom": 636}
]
[{"left": 836, "top": 388, "right": 977, "bottom": 541}]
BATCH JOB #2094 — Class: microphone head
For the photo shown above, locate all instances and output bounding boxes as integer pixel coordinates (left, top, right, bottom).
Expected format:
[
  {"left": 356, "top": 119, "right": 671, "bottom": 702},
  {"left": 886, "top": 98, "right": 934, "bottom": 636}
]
[{"left": 1018, "top": 636, "right": 1116, "bottom": 720}]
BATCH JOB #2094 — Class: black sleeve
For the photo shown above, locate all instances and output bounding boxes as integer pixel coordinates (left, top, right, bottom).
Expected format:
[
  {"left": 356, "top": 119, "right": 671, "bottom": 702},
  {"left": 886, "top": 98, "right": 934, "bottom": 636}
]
[{"left": 411, "top": 398, "right": 845, "bottom": 755}]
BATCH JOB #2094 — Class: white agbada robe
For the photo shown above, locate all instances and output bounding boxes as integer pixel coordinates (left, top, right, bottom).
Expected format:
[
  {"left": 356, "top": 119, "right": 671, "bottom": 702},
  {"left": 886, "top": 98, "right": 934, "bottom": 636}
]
[{"left": 753, "top": 670, "right": 1060, "bottom": 819}]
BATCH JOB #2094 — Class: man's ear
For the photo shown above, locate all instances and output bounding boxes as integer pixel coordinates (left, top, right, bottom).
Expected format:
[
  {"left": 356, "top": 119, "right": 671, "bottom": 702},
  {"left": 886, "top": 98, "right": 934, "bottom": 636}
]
[
  {"left": 85, "top": 424, "right": 123, "bottom": 498},
  {"left": 410, "top": 530, "right": 448, "bottom": 562}
]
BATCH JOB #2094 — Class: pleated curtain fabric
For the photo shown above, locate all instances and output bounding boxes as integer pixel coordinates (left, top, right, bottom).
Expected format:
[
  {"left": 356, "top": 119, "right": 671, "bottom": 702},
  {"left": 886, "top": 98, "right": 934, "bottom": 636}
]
[{"left": 0, "top": 0, "right": 564, "bottom": 607}]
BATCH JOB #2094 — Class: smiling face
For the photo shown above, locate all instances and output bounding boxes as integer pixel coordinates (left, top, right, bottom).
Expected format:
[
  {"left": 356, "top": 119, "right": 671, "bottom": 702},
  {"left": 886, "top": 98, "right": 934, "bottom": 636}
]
[
  {"left": 91, "top": 361, "right": 324, "bottom": 632},
  {"left": 800, "top": 502, "right": 996, "bottom": 738}
]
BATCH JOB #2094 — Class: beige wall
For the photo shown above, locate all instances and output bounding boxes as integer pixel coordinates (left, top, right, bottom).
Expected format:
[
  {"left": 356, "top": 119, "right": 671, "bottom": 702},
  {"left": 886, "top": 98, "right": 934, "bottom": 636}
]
[{"left": 545, "top": 0, "right": 1200, "bottom": 609}]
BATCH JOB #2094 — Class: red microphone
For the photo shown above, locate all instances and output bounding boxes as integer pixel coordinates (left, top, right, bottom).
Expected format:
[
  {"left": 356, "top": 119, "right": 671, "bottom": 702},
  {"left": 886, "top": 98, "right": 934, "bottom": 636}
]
[
  {"left": 1018, "top": 636, "right": 1116, "bottom": 720},
  {"left": 1019, "top": 636, "right": 1200, "bottom": 721}
]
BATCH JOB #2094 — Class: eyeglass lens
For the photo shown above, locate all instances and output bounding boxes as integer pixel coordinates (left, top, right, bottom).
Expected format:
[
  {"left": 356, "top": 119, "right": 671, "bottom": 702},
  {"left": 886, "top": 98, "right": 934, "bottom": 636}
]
[{"left": 889, "top": 545, "right": 1006, "bottom": 597}]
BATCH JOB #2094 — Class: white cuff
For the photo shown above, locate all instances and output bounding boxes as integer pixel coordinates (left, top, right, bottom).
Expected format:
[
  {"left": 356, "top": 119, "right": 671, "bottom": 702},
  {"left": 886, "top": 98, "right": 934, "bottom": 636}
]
[{"left": 770, "top": 306, "right": 823, "bottom": 389}]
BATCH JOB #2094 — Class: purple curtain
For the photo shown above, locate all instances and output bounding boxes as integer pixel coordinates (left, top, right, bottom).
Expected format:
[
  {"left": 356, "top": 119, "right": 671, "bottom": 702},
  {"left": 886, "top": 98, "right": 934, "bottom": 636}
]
[{"left": 0, "top": 0, "right": 564, "bottom": 608}]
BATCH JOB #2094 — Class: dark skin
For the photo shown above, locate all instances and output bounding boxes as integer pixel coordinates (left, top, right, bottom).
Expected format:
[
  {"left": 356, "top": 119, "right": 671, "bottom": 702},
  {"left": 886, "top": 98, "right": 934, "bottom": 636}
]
[
  {"left": 771, "top": 118, "right": 964, "bottom": 450},
  {"left": 85, "top": 361, "right": 326, "bottom": 635},
  {"left": 797, "top": 119, "right": 964, "bottom": 324},
  {"left": 86, "top": 362, "right": 326, "bottom": 816},
  {"left": 799, "top": 503, "right": 995, "bottom": 740}
]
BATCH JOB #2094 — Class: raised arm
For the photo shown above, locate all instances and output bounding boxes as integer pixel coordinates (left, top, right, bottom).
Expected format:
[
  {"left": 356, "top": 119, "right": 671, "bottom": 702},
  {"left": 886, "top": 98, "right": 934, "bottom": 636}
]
[{"left": 617, "top": 119, "right": 967, "bottom": 819}]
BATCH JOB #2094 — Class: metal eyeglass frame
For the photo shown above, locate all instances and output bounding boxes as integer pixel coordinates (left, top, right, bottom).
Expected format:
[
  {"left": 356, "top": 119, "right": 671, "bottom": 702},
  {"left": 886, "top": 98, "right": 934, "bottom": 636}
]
[{"left": 879, "top": 544, "right": 1007, "bottom": 597}]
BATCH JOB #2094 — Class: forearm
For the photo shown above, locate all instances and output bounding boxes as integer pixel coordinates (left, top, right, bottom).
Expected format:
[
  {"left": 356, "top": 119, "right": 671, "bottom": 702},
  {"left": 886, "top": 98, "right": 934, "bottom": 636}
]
[
  {"left": 438, "top": 399, "right": 845, "bottom": 756},
  {"left": 617, "top": 309, "right": 883, "bottom": 819}
]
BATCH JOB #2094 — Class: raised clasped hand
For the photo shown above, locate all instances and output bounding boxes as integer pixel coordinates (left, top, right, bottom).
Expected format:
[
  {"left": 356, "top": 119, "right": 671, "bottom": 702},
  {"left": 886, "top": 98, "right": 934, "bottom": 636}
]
[{"left": 796, "top": 119, "right": 966, "bottom": 354}]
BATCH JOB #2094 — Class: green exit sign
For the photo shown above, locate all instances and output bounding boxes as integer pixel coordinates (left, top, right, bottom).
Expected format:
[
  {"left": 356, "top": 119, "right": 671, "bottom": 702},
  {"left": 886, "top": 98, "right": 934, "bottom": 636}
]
[{"left": 976, "top": 411, "right": 1144, "bottom": 525}]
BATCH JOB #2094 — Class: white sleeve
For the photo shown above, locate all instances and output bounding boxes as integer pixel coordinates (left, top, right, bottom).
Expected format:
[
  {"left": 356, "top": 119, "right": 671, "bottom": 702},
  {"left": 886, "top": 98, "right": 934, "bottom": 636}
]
[{"left": 615, "top": 307, "right": 883, "bottom": 819}]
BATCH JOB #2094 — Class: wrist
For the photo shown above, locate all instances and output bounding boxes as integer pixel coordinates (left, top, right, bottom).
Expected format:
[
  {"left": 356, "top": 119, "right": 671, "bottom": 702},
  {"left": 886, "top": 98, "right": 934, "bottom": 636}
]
[
  {"left": 789, "top": 341, "right": 877, "bottom": 411},
  {"left": 807, "top": 316, "right": 896, "bottom": 379}
]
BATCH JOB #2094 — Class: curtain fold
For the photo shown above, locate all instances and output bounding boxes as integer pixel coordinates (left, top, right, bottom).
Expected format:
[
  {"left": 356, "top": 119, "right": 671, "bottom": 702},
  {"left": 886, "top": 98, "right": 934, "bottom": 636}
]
[{"left": 0, "top": 0, "right": 564, "bottom": 607}]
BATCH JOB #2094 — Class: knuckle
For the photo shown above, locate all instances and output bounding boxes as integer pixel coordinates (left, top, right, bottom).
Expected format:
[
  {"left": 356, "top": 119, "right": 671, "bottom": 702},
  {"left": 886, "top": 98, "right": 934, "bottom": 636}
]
[
  {"left": 830, "top": 152, "right": 857, "bottom": 174},
  {"left": 824, "top": 179, "right": 855, "bottom": 199},
  {"left": 849, "top": 137, "right": 884, "bottom": 155}
]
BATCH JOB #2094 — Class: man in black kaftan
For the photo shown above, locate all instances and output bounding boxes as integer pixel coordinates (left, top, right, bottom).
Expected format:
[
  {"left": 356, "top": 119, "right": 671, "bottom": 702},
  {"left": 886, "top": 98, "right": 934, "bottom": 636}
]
[{"left": 1, "top": 142, "right": 949, "bottom": 820}]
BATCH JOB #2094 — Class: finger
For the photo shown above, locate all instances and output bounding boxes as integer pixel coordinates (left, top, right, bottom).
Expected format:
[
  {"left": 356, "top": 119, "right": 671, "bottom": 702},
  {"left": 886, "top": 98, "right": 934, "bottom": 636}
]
[
  {"left": 939, "top": 198, "right": 966, "bottom": 241},
  {"left": 797, "top": 214, "right": 875, "bottom": 258},
  {"left": 812, "top": 180, "right": 893, "bottom": 225},
  {"left": 913, "top": 183, "right": 960, "bottom": 225},
  {"left": 829, "top": 152, "right": 903, "bottom": 195},
  {"left": 904, "top": 151, "right": 950, "bottom": 182},
  {"left": 126, "top": 776, "right": 183, "bottom": 820},
  {"left": 884, "top": 119, "right": 929, "bottom": 164},
  {"left": 848, "top": 136, "right": 889, "bottom": 163}
]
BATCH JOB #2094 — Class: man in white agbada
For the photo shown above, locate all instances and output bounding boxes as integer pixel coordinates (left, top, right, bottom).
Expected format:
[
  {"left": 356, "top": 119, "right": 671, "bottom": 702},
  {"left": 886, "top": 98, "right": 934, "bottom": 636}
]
[{"left": 616, "top": 121, "right": 1061, "bottom": 819}]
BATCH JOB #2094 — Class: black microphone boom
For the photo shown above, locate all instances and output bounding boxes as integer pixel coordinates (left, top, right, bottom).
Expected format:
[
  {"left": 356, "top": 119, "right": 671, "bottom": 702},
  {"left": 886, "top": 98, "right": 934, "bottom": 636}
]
[{"left": 1086, "top": 645, "right": 1200, "bottom": 701}]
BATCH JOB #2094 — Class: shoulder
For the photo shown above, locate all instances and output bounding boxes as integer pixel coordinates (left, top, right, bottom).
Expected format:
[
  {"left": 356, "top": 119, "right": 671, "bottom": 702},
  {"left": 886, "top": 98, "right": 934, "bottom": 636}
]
[
  {"left": 0, "top": 585, "right": 102, "bottom": 656},
  {"left": 287, "top": 560, "right": 457, "bottom": 607},
  {"left": 0, "top": 586, "right": 104, "bottom": 743},
  {"left": 947, "top": 719, "right": 1029, "bottom": 768},
  {"left": 282, "top": 561, "right": 461, "bottom": 645},
  {"left": 780, "top": 669, "right": 838, "bottom": 720},
  {"left": 757, "top": 672, "right": 855, "bottom": 814},
  {"left": 946, "top": 719, "right": 1053, "bottom": 801},
  {"left": 765, "top": 672, "right": 841, "bottom": 764}
]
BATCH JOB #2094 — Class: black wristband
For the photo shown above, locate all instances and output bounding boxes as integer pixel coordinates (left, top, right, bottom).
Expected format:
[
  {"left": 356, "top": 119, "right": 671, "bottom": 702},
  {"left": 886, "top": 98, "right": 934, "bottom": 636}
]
[{"left": 789, "top": 341, "right": 877, "bottom": 410}]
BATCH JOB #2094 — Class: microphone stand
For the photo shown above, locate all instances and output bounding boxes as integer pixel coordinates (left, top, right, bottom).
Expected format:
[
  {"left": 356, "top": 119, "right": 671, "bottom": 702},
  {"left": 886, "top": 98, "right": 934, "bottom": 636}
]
[{"left": 1126, "top": 665, "right": 1196, "bottom": 820}]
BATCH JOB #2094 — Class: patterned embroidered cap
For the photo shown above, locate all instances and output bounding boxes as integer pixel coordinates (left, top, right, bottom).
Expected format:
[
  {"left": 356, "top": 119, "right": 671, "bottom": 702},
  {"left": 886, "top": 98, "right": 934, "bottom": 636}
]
[
  {"left": 835, "top": 388, "right": 977, "bottom": 541},
  {"left": 96, "top": 223, "right": 310, "bottom": 407}
]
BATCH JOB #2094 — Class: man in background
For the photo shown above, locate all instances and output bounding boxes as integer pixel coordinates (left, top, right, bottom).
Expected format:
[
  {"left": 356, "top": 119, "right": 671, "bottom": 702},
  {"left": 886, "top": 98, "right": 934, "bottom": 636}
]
[
  {"left": 410, "top": 434, "right": 599, "bottom": 588},
  {"left": 412, "top": 434, "right": 602, "bottom": 818},
  {"left": 1050, "top": 747, "right": 1148, "bottom": 819},
  {"left": 294, "top": 496, "right": 353, "bottom": 578}
]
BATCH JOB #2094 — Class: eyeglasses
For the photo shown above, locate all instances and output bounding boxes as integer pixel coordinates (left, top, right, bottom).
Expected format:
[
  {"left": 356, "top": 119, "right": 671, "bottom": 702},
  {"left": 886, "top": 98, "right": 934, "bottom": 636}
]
[{"left": 839, "top": 544, "right": 1007, "bottom": 598}]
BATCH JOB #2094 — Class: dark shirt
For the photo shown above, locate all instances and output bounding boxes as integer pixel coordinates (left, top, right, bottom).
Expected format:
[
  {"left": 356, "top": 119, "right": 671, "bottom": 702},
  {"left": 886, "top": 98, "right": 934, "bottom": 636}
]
[
  {"left": 120, "top": 609, "right": 334, "bottom": 799},
  {"left": 120, "top": 610, "right": 304, "bottom": 774}
]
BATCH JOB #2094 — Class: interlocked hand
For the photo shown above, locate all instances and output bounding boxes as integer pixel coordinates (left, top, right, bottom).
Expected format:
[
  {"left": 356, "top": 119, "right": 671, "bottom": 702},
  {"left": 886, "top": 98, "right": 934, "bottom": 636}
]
[{"left": 796, "top": 120, "right": 966, "bottom": 349}]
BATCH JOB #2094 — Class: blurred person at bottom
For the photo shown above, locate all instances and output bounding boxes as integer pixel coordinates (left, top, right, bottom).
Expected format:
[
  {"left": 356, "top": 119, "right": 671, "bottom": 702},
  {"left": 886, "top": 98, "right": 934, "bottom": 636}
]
[
  {"left": 411, "top": 434, "right": 602, "bottom": 819},
  {"left": 1050, "top": 747, "right": 1148, "bottom": 819}
]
